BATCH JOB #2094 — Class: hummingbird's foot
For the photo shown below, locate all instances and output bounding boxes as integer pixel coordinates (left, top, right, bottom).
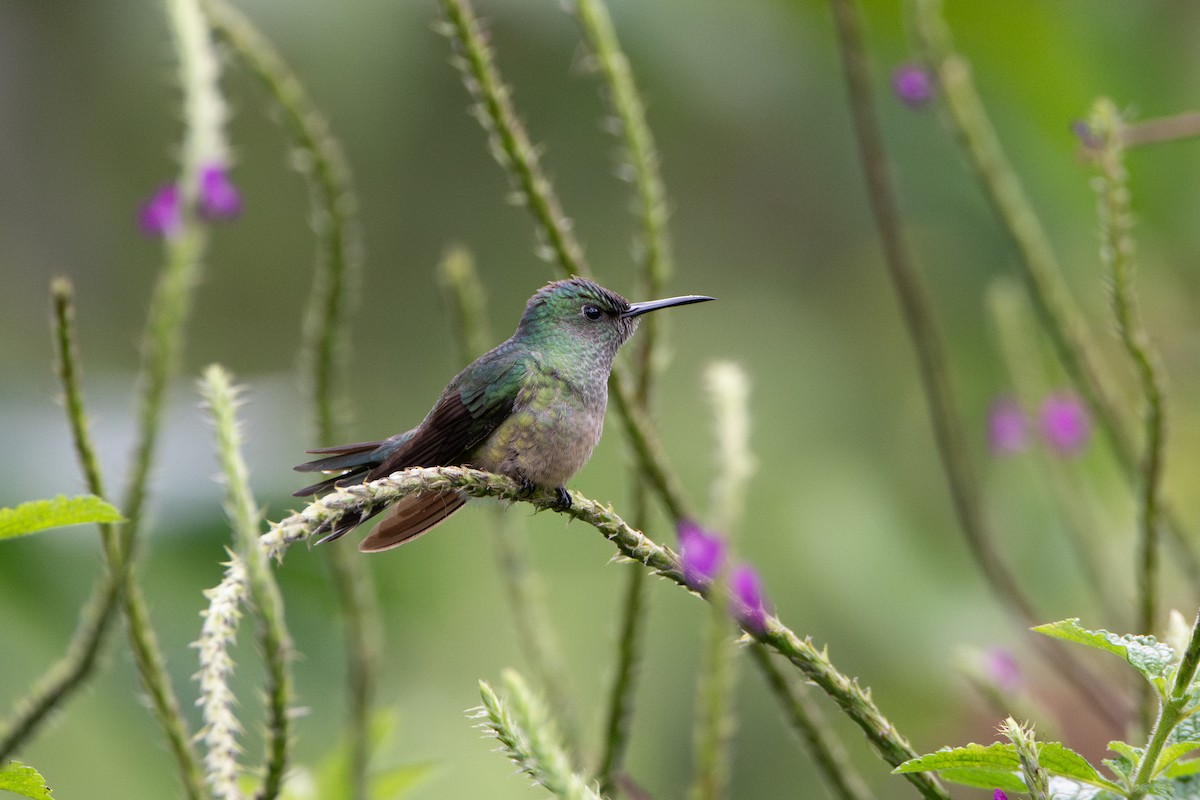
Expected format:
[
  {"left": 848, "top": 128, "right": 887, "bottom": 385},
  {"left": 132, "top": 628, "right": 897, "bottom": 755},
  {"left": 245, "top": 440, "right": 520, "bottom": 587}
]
[
  {"left": 551, "top": 486, "right": 572, "bottom": 511},
  {"left": 515, "top": 475, "right": 538, "bottom": 498}
]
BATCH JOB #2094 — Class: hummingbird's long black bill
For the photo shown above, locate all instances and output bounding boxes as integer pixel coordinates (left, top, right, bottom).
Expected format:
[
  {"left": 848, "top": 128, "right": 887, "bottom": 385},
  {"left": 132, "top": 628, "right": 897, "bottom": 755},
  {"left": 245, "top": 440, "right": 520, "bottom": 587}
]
[{"left": 622, "top": 294, "right": 714, "bottom": 318}]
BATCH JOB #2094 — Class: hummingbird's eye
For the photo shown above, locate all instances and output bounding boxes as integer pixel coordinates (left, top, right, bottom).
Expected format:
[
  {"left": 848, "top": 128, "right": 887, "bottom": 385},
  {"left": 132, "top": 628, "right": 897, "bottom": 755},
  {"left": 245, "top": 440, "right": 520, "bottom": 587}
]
[{"left": 582, "top": 304, "right": 603, "bottom": 321}]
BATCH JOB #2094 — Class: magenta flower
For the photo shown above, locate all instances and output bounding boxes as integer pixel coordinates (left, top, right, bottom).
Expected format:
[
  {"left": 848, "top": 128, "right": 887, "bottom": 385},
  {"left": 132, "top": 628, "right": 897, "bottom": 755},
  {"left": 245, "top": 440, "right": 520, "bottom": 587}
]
[
  {"left": 138, "top": 183, "right": 182, "bottom": 237},
  {"left": 1039, "top": 392, "right": 1090, "bottom": 456},
  {"left": 987, "top": 397, "right": 1028, "bottom": 455},
  {"left": 984, "top": 647, "right": 1022, "bottom": 693},
  {"left": 730, "top": 564, "right": 769, "bottom": 633},
  {"left": 678, "top": 521, "right": 725, "bottom": 590},
  {"left": 891, "top": 63, "right": 935, "bottom": 108},
  {"left": 198, "top": 162, "right": 242, "bottom": 220},
  {"left": 994, "top": 791, "right": 1008, "bottom": 800}
]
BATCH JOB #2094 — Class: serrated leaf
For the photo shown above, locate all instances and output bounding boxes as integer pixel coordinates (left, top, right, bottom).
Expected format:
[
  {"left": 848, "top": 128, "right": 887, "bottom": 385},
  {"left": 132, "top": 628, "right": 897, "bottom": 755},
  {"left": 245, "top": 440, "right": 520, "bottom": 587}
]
[
  {"left": 895, "top": 742, "right": 1019, "bottom": 774},
  {"left": 896, "top": 741, "right": 1119, "bottom": 793},
  {"left": 0, "top": 761, "right": 54, "bottom": 800},
  {"left": 1157, "top": 742, "right": 1200, "bottom": 777},
  {"left": 1038, "top": 742, "right": 1117, "bottom": 789},
  {"left": 1035, "top": 618, "right": 1175, "bottom": 685},
  {"left": 0, "top": 495, "right": 122, "bottom": 541}
]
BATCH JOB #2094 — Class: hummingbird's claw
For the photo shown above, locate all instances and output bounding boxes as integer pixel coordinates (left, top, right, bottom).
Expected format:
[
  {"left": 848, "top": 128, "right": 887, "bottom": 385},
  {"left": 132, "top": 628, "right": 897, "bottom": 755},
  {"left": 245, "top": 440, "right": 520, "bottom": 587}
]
[
  {"left": 516, "top": 475, "right": 537, "bottom": 499},
  {"left": 551, "top": 486, "right": 572, "bottom": 511}
]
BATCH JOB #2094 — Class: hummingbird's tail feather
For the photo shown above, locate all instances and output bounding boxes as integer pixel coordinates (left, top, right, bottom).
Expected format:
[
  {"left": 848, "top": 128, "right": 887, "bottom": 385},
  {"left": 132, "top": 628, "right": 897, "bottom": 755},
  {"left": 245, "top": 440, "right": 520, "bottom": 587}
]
[
  {"left": 358, "top": 491, "right": 466, "bottom": 552},
  {"left": 293, "top": 440, "right": 386, "bottom": 497}
]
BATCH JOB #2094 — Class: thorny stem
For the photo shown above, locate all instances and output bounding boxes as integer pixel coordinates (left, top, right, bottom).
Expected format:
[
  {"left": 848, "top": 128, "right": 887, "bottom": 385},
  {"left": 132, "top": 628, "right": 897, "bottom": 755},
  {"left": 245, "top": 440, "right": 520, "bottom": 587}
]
[
  {"left": 439, "top": 249, "right": 581, "bottom": 750},
  {"left": 911, "top": 0, "right": 1200, "bottom": 583},
  {"left": 748, "top": 645, "right": 872, "bottom": 800},
  {"left": 1090, "top": 100, "right": 1167, "bottom": 733},
  {"left": 0, "top": 281, "right": 125, "bottom": 759},
  {"left": 829, "top": 0, "right": 1125, "bottom": 729},
  {"left": 202, "top": 4, "right": 379, "bottom": 795},
  {"left": 1129, "top": 608, "right": 1200, "bottom": 794},
  {"left": 567, "top": 0, "right": 678, "bottom": 791},
  {"left": 199, "top": 366, "right": 294, "bottom": 800},
  {"left": 107, "top": 0, "right": 232, "bottom": 794},
  {"left": 265, "top": 467, "right": 950, "bottom": 800}
]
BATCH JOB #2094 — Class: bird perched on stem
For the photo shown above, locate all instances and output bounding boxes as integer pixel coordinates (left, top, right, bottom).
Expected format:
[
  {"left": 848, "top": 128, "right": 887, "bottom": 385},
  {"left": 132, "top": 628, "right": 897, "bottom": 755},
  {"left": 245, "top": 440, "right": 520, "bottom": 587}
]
[{"left": 295, "top": 277, "right": 713, "bottom": 551}]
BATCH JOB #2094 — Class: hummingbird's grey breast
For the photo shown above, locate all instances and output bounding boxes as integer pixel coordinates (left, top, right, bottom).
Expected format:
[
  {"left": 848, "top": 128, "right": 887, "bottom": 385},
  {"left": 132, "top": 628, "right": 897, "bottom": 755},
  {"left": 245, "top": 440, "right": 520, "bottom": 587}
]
[{"left": 470, "top": 348, "right": 610, "bottom": 488}]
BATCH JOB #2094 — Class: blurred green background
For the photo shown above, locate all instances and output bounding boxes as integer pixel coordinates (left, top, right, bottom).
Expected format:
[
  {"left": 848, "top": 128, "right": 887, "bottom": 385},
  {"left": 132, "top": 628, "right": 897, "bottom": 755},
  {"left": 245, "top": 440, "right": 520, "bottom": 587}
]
[{"left": 3, "top": 1, "right": 1200, "bottom": 797}]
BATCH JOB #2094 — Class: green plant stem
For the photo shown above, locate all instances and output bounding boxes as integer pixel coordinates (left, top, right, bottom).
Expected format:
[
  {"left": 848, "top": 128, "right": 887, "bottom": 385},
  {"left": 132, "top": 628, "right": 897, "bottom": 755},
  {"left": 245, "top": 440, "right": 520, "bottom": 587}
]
[
  {"left": 266, "top": 467, "right": 950, "bottom": 800},
  {"left": 597, "top": 544, "right": 648, "bottom": 797},
  {"left": 476, "top": 671, "right": 601, "bottom": 800},
  {"left": 440, "top": 0, "right": 692, "bottom": 527},
  {"left": 1090, "top": 100, "right": 1167, "bottom": 733},
  {"left": 439, "top": 0, "right": 589, "bottom": 278},
  {"left": 748, "top": 645, "right": 872, "bottom": 800},
  {"left": 0, "top": 281, "right": 126, "bottom": 759},
  {"left": 568, "top": 2, "right": 680, "bottom": 789},
  {"left": 200, "top": 366, "right": 294, "bottom": 800},
  {"left": 910, "top": 0, "right": 1200, "bottom": 583},
  {"left": 1090, "top": 100, "right": 1166, "bottom": 642},
  {"left": 829, "top": 0, "right": 1124, "bottom": 729},
  {"left": 985, "top": 281, "right": 1123, "bottom": 623},
  {"left": 691, "top": 575, "right": 734, "bottom": 800},
  {"left": 1130, "top": 608, "right": 1200, "bottom": 794},
  {"left": 438, "top": 248, "right": 581, "bottom": 751},
  {"left": 202, "top": 5, "right": 379, "bottom": 795}
]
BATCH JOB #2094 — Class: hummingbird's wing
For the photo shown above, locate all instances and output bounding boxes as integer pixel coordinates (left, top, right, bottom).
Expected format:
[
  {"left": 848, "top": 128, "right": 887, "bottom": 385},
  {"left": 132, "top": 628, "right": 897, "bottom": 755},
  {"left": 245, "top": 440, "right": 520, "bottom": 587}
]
[
  {"left": 305, "top": 348, "right": 528, "bottom": 548},
  {"left": 350, "top": 352, "right": 527, "bottom": 550},
  {"left": 365, "top": 347, "right": 527, "bottom": 479}
]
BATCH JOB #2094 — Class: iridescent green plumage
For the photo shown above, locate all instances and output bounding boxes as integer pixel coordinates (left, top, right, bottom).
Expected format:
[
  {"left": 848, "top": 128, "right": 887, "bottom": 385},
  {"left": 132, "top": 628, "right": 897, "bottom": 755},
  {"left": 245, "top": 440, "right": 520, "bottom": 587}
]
[{"left": 294, "top": 277, "right": 712, "bottom": 551}]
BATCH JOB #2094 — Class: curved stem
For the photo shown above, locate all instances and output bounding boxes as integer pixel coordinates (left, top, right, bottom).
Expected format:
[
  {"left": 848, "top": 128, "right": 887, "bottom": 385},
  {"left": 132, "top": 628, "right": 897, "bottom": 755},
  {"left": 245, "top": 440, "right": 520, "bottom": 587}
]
[
  {"left": 265, "top": 467, "right": 950, "bottom": 800},
  {"left": 829, "top": 0, "right": 1125, "bottom": 728}
]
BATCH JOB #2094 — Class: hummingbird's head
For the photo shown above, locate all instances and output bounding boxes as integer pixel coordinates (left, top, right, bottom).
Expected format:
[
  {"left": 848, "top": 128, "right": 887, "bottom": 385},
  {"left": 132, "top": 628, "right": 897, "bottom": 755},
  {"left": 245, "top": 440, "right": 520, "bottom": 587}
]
[{"left": 516, "top": 277, "right": 714, "bottom": 359}]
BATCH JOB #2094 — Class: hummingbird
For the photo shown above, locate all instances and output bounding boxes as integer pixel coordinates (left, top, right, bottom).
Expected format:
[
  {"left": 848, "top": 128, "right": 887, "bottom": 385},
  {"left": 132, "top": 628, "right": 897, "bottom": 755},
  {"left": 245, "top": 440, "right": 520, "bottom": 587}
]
[{"left": 294, "top": 277, "right": 713, "bottom": 552}]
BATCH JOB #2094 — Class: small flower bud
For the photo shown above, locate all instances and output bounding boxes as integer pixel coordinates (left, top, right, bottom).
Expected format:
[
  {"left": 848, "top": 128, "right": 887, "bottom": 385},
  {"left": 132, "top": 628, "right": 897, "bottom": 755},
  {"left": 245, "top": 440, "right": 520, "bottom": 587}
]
[
  {"left": 678, "top": 521, "right": 725, "bottom": 590},
  {"left": 891, "top": 63, "right": 935, "bottom": 108},
  {"left": 1039, "top": 392, "right": 1090, "bottom": 456},
  {"left": 138, "top": 183, "right": 182, "bottom": 237}
]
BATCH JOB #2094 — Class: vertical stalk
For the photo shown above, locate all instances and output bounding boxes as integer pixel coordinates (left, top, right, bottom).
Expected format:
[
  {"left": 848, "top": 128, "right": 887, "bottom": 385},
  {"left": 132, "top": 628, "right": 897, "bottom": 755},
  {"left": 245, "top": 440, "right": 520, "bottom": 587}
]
[
  {"left": 201, "top": 4, "right": 379, "bottom": 794},
  {"left": 828, "top": 0, "right": 1124, "bottom": 727},
  {"left": 1089, "top": 100, "right": 1167, "bottom": 731},
  {"left": 0, "top": 281, "right": 125, "bottom": 758},
  {"left": 910, "top": 0, "right": 1199, "bottom": 580},
  {"left": 439, "top": 248, "right": 580, "bottom": 750}
]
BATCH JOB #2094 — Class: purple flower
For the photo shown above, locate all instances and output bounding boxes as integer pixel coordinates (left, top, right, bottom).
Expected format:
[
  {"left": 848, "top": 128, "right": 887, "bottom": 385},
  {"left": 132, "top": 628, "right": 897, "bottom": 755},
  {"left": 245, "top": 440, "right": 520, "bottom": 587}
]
[
  {"left": 197, "top": 162, "right": 242, "bottom": 220},
  {"left": 987, "top": 397, "right": 1028, "bottom": 455},
  {"left": 678, "top": 521, "right": 725, "bottom": 589},
  {"left": 1039, "top": 392, "right": 1090, "bottom": 456},
  {"left": 891, "top": 63, "right": 935, "bottom": 108},
  {"left": 138, "top": 183, "right": 182, "bottom": 237},
  {"left": 984, "top": 647, "right": 1022, "bottom": 693},
  {"left": 730, "top": 564, "right": 769, "bottom": 633},
  {"left": 994, "top": 791, "right": 1008, "bottom": 800}
]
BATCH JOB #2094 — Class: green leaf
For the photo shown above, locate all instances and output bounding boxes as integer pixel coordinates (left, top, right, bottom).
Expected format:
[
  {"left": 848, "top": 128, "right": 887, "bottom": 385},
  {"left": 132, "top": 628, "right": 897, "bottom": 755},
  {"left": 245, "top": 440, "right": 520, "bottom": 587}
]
[
  {"left": 1158, "top": 742, "right": 1200, "bottom": 777},
  {"left": 1165, "top": 759, "right": 1200, "bottom": 779},
  {"left": 0, "top": 761, "right": 53, "bottom": 800},
  {"left": 1035, "top": 618, "right": 1175, "bottom": 686},
  {"left": 1038, "top": 742, "right": 1117, "bottom": 788},
  {"left": 896, "top": 741, "right": 1119, "bottom": 793},
  {"left": 895, "top": 742, "right": 1019, "bottom": 774},
  {"left": 0, "top": 495, "right": 122, "bottom": 541}
]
